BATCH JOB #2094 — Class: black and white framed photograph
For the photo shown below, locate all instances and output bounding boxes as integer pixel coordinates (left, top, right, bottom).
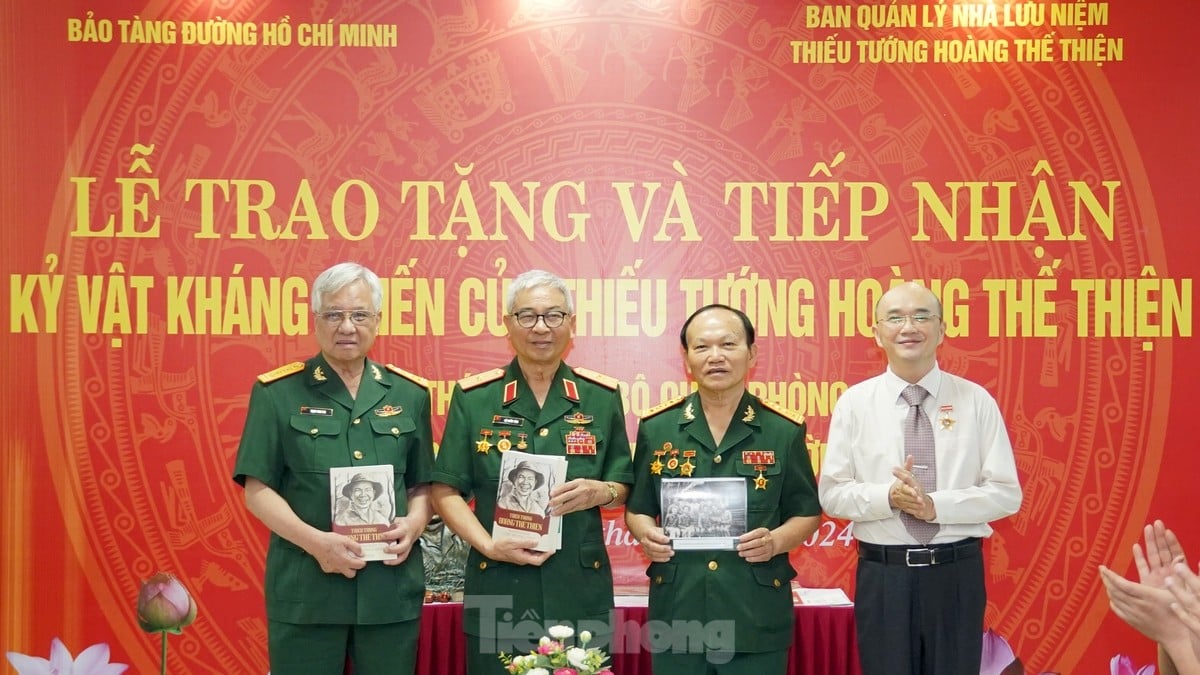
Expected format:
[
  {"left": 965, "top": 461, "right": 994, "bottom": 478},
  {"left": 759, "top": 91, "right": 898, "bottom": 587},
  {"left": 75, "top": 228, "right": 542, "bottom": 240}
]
[{"left": 661, "top": 477, "right": 747, "bottom": 550}]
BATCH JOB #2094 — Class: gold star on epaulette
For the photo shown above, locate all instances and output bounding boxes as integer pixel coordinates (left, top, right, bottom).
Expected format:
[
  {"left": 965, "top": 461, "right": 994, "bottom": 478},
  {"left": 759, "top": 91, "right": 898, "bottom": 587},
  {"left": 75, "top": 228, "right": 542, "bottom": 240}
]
[
  {"left": 572, "top": 366, "right": 621, "bottom": 391},
  {"left": 458, "top": 368, "right": 505, "bottom": 391},
  {"left": 639, "top": 395, "right": 687, "bottom": 420},
  {"left": 256, "top": 361, "right": 304, "bottom": 384},
  {"left": 387, "top": 364, "right": 430, "bottom": 389},
  {"left": 757, "top": 397, "right": 805, "bottom": 427}
]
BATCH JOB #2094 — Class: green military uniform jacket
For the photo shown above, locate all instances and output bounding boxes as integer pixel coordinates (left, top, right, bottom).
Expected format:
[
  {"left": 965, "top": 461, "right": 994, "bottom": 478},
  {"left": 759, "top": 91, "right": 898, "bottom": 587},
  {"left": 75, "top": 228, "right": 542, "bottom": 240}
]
[
  {"left": 431, "top": 358, "right": 634, "bottom": 637},
  {"left": 233, "top": 353, "right": 434, "bottom": 625},
  {"left": 626, "top": 390, "right": 820, "bottom": 653}
]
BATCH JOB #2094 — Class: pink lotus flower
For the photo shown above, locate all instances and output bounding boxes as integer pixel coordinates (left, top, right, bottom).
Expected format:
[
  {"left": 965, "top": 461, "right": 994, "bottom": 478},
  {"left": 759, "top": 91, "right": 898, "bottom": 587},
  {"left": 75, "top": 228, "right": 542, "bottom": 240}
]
[
  {"left": 1111, "top": 654, "right": 1156, "bottom": 675},
  {"left": 980, "top": 628, "right": 1024, "bottom": 675},
  {"left": 136, "top": 572, "right": 197, "bottom": 675},
  {"left": 137, "top": 572, "right": 197, "bottom": 633},
  {"left": 6, "top": 638, "right": 128, "bottom": 675}
]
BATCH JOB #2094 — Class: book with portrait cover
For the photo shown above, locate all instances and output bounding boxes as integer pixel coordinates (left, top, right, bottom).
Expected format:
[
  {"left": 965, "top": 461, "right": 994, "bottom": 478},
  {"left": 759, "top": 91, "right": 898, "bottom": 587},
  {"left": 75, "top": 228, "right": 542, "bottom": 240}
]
[
  {"left": 492, "top": 450, "right": 566, "bottom": 552},
  {"left": 330, "top": 464, "right": 397, "bottom": 562},
  {"left": 661, "top": 477, "right": 747, "bottom": 550}
]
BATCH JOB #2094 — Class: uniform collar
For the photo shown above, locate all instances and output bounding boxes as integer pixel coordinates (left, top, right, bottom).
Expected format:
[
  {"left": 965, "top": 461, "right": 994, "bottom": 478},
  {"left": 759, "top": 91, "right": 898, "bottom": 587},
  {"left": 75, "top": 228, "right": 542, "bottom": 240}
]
[
  {"left": 501, "top": 358, "right": 577, "bottom": 423},
  {"left": 675, "top": 390, "right": 760, "bottom": 453},
  {"left": 307, "top": 354, "right": 389, "bottom": 415}
]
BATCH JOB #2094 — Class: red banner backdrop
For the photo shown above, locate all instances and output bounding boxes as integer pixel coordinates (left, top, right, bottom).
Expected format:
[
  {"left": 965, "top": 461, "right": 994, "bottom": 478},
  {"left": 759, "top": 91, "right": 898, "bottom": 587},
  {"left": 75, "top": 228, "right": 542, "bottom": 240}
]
[{"left": 2, "top": 1, "right": 1197, "bottom": 673}]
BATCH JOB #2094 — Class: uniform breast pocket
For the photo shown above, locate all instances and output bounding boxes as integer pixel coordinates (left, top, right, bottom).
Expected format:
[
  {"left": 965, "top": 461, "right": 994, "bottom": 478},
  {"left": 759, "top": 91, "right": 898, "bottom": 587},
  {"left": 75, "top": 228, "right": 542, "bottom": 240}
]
[
  {"left": 288, "top": 415, "right": 345, "bottom": 471},
  {"left": 370, "top": 415, "right": 416, "bottom": 472},
  {"left": 734, "top": 461, "right": 784, "bottom": 513},
  {"left": 562, "top": 427, "right": 606, "bottom": 479}
]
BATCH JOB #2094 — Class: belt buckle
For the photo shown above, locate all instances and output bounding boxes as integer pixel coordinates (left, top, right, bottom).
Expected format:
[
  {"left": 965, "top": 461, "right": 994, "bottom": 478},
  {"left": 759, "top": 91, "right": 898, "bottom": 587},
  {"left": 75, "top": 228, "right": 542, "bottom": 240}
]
[{"left": 905, "top": 548, "right": 934, "bottom": 567}]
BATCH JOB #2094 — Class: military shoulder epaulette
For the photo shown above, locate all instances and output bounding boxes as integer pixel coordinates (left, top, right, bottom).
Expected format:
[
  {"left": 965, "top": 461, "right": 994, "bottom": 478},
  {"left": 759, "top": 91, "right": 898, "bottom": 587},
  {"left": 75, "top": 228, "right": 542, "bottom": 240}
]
[
  {"left": 386, "top": 364, "right": 430, "bottom": 389},
  {"left": 257, "top": 361, "right": 305, "bottom": 384},
  {"left": 457, "top": 368, "right": 505, "bottom": 391},
  {"left": 758, "top": 397, "right": 806, "bottom": 427},
  {"left": 572, "top": 366, "right": 620, "bottom": 391},
  {"left": 640, "top": 394, "right": 688, "bottom": 420}
]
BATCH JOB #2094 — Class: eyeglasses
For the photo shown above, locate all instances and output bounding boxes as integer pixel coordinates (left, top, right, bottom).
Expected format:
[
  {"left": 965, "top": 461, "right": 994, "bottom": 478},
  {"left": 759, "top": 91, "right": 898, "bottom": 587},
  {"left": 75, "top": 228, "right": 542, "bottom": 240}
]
[
  {"left": 315, "top": 310, "right": 378, "bottom": 325},
  {"left": 876, "top": 314, "right": 939, "bottom": 328},
  {"left": 510, "top": 310, "right": 569, "bottom": 328}
]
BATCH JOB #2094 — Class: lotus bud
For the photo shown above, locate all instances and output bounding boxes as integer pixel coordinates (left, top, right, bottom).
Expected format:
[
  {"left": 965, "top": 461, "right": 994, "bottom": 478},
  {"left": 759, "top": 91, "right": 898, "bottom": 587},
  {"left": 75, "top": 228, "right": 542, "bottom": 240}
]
[{"left": 136, "top": 572, "right": 197, "bottom": 634}]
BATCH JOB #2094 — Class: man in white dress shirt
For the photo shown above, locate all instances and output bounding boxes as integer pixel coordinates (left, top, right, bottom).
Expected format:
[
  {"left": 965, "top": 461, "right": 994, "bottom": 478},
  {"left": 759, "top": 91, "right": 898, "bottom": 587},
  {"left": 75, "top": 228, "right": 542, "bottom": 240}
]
[{"left": 819, "top": 282, "right": 1022, "bottom": 675}]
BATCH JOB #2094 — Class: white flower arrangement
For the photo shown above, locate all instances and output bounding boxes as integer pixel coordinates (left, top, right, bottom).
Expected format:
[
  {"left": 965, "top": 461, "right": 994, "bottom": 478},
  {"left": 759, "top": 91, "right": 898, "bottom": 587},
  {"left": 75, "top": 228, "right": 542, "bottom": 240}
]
[{"left": 499, "top": 626, "right": 612, "bottom": 675}]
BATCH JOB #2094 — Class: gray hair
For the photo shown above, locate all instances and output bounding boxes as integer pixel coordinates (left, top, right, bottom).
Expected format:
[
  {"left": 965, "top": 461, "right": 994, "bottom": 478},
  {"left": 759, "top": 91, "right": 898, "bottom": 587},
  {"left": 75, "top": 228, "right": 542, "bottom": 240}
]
[
  {"left": 505, "top": 269, "right": 574, "bottom": 314},
  {"left": 311, "top": 262, "right": 383, "bottom": 313}
]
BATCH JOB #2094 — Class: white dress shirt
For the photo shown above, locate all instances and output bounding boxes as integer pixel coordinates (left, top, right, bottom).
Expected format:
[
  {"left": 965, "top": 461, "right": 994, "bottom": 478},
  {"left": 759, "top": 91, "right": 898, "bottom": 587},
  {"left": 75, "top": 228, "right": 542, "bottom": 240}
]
[{"left": 818, "top": 364, "right": 1022, "bottom": 546}]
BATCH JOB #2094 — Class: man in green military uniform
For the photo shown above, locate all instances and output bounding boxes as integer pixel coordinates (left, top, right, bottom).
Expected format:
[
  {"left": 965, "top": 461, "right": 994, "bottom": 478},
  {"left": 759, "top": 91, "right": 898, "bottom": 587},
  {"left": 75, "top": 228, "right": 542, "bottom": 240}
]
[
  {"left": 432, "top": 269, "right": 634, "bottom": 674},
  {"left": 233, "top": 262, "right": 434, "bottom": 675},
  {"left": 625, "top": 304, "right": 822, "bottom": 674}
]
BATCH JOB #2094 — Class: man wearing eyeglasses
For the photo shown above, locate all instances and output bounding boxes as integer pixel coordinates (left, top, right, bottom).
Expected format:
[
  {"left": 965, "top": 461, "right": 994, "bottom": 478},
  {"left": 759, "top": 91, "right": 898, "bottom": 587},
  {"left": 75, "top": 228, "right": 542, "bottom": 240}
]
[
  {"left": 432, "top": 269, "right": 634, "bottom": 674},
  {"left": 818, "top": 281, "right": 1022, "bottom": 675},
  {"left": 233, "top": 262, "right": 435, "bottom": 675}
]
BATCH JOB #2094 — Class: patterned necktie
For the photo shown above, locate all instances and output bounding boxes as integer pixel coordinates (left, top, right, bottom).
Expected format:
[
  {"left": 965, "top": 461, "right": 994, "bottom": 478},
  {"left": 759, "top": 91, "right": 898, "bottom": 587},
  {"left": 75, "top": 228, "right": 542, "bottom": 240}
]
[{"left": 900, "top": 384, "right": 940, "bottom": 544}]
